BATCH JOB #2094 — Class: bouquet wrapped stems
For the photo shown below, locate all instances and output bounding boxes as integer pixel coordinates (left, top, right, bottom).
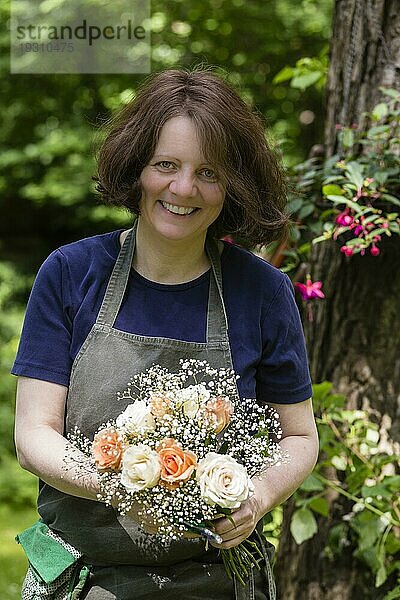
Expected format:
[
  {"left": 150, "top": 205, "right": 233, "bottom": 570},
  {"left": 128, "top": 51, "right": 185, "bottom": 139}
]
[{"left": 221, "top": 539, "right": 264, "bottom": 586}]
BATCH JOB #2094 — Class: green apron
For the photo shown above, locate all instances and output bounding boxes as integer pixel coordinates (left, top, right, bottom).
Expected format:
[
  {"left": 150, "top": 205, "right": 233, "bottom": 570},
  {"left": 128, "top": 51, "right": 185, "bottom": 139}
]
[{"left": 34, "top": 222, "right": 277, "bottom": 599}]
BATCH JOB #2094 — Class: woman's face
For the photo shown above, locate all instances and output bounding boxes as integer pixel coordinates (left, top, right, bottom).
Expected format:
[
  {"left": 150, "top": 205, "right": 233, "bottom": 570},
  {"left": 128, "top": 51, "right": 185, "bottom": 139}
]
[{"left": 138, "top": 116, "right": 225, "bottom": 246}]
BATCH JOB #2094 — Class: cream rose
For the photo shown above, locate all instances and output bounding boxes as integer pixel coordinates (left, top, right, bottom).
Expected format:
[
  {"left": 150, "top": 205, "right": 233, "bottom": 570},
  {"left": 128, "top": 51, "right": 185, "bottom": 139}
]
[
  {"left": 120, "top": 444, "right": 161, "bottom": 492},
  {"left": 205, "top": 396, "right": 233, "bottom": 433},
  {"left": 116, "top": 400, "right": 156, "bottom": 434},
  {"left": 196, "top": 452, "right": 254, "bottom": 509},
  {"left": 176, "top": 384, "right": 210, "bottom": 418}
]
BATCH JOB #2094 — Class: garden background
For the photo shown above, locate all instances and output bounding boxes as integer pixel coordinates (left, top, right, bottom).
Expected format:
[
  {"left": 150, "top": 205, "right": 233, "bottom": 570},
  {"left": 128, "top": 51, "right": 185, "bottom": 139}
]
[{"left": 1, "top": 0, "right": 399, "bottom": 598}]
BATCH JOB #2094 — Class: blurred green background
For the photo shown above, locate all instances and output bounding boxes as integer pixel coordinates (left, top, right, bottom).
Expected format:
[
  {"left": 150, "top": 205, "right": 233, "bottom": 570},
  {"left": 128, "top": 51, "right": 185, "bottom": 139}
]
[{"left": 0, "top": 0, "right": 333, "bottom": 596}]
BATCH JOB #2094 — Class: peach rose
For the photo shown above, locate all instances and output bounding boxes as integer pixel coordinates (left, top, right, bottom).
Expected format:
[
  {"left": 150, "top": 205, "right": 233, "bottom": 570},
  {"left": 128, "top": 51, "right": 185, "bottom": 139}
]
[
  {"left": 92, "top": 427, "right": 124, "bottom": 471},
  {"left": 157, "top": 438, "right": 197, "bottom": 488},
  {"left": 149, "top": 394, "right": 171, "bottom": 418},
  {"left": 205, "top": 396, "right": 233, "bottom": 433}
]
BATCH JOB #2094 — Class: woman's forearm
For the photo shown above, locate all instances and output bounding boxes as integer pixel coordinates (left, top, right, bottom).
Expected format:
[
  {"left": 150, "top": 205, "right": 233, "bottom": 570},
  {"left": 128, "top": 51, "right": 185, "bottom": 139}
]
[
  {"left": 16, "top": 424, "right": 100, "bottom": 501},
  {"left": 253, "top": 433, "right": 319, "bottom": 516},
  {"left": 15, "top": 377, "right": 100, "bottom": 502}
]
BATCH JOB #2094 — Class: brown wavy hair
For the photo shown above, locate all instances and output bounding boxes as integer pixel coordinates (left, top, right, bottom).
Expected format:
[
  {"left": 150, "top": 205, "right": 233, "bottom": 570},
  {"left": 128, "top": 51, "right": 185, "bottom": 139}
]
[{"left": 92, "top": 67, "right": 289, "bottom": 247}]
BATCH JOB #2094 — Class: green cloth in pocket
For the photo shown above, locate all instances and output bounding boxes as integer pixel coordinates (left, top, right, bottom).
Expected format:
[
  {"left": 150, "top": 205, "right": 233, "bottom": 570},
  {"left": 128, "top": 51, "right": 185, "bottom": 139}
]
[{"left": 16, "top": 520, "right": 79, "bottom": 584}]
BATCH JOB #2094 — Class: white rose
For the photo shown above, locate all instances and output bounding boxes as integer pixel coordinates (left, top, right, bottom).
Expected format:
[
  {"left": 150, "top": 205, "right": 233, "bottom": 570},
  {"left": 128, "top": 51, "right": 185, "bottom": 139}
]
[
  {"left": 116, "top": 401, "right": 156, "bottom": 434},
  {"left": 120, "top": 444, "right": 161, "bottom": 492},
  {"left": 176, "top": 384, "right": 210, "bottom": 418},
  {"left": 196, "top": 452, "right": 254, "bottom": 509}
]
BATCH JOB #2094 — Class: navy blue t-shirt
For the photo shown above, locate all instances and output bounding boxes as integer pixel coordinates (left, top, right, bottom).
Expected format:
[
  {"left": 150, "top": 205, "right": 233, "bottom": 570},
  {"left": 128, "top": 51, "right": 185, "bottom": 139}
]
[{"left": 12, "top": 229, "right": 312, "bottom": 404}]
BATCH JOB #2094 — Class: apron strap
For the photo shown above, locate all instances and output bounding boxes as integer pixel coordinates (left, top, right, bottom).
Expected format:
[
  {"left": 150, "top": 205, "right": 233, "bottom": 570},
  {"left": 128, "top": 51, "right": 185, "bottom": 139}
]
[
  {"left": 96, "top": 223, "right": 136, "bottom": 328},
  {"left": 96, "top": 222, "right": 229, "bottom": 345},
  {"left": 205, "top": 235, "right": 229, "bottom": 344}
]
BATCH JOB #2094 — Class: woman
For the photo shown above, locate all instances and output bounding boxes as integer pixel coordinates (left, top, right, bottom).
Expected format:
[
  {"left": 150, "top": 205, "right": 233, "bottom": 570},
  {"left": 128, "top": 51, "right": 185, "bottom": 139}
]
[{"left": 13, "top": 68, "right": 319, "bottom": 599}]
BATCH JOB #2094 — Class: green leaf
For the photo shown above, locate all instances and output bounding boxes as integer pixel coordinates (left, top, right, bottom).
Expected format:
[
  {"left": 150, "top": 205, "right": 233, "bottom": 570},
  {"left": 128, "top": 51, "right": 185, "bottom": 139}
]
[
  {"left": 298, "top": 204, "right": 314, "bottom": 219},
  {"left": 290, "top": 508, "right": 318, "bottom": 544},
  {"left": 326, "top": 195, "right": 363, "bottom": 214},
  {"left": 322, "top": 184, "right": 344, "bottom": 196},
  {"left": 367, "top": 125, "right": 391, "bottom": 138},
  {"left": 287, "top": 197, "right": 303, "bottom": 214},
  {"left": 376, "top": 564, "right": 387, "bottom": 587},
  {"left": 341, "top": 128, "right": 354, "bottom": 148},
  {"left": 346, "top": 464, "right": 373, "bottom": 493},
  {"left": 361, "top": 483, "right": 393, "bottom": 498},
  {"left": 383, "top": 585, "right": 400, "bottom": 600},
  {"left": 300, "top": 473, "right": 325, "bottom": 492},
  {"left": 291, "top": 71, "right": 322, "bottom": 90},
  {"left": 345, "top": 162, "right": 364, "bottom": 188},
  {"left": 351, "top": 513, "right": 387, "bottom": 551},
  {"left": 218, "top": 441, "right": 229, "bottom": 454},
  {"left": 273, "top": 65, "right": 294, "bottom": 84},
  {"left": 309, "top": 497, "right": 330, "bottom": 517},
  {"left": 372, "top": 102, "right": 389, "bottom": 121},
  {"left": 379, "top": 87, "right": 400, "bottom": 100}
]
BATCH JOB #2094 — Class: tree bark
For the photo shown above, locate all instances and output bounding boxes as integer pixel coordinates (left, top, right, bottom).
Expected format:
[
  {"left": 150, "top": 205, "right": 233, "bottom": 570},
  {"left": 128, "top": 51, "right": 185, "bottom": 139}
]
[{"left": 276, "top": 1, "right": 400, "bottom": 598}]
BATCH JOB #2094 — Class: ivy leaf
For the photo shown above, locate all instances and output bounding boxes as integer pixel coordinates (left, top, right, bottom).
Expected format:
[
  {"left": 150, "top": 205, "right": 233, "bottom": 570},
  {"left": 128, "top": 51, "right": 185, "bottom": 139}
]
[
  {"left": 351, "top": 514, "right": 386, "bottom": 551},
  {"left": 300, "top": 473, "right": 324, "bottom": 492},
  {"left": 309, "top": 497, "right": 330, "bottom": 517},
  {"left": 290, "top": 508, "right": 318, "bottom": 544},
  {"left": 372, "top": 102, "right": 389, "bottom": 121}
]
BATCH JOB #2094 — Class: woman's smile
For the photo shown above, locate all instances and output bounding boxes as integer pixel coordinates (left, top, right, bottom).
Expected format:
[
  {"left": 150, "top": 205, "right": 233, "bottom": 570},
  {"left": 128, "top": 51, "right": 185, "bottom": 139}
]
[{"left": 159, "top": 200, "right": 200, "bottom": 216}]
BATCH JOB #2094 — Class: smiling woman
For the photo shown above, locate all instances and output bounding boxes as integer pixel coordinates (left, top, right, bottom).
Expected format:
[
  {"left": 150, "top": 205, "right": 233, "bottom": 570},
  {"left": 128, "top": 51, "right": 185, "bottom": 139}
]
[{"left": 12, "top": 67, "right": 318, "bottom": 600}]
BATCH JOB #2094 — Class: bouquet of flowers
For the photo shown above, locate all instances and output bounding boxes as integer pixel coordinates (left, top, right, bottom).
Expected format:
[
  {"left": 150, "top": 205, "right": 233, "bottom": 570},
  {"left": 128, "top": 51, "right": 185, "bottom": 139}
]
[{"left": 68, "top": 359, "right": 285, "bottom": 584}]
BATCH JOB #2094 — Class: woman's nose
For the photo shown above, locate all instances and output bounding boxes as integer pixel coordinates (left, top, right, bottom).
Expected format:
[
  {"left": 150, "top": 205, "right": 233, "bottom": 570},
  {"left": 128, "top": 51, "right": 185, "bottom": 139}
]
[{"left": 168, "top": 170, "right": 197, "bottom": 198}]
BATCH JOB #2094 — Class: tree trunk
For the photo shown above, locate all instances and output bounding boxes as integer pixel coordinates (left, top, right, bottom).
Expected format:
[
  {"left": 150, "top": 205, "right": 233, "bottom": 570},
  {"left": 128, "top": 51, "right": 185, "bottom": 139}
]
[{"left": 276, "top": 1, "right": 400, "bottom": 598}]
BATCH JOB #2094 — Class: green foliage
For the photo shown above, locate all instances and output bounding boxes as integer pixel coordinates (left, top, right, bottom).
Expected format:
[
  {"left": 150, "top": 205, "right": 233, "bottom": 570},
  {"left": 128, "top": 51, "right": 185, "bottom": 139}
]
[
  {"left": 276, "top": 90, "right": 400, "bottom": 273},
  {"left": 291, "top": 382, "right": 400, "bottom": 596},
  {"left": 273, "top": 55, "right": 328, "bottom": 91},
  {"left": 0, "top": 262, "right": 32, "bottom": 459}
]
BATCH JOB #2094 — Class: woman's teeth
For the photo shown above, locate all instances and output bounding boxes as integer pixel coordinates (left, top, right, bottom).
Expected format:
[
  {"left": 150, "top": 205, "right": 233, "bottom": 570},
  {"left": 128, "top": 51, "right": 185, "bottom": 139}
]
[{"left": 161, "top": 201, "right": 197, "bottom": 215}]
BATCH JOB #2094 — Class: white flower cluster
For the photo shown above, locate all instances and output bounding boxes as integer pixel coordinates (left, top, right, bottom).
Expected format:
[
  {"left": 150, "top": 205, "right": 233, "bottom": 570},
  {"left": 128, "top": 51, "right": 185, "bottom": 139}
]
[{"left": 67, "top": 360, "right": 286, "bottom": 540}]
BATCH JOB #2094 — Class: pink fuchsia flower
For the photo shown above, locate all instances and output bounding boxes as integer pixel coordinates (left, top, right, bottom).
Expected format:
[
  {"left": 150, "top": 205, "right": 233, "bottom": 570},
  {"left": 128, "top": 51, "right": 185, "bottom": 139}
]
[
  {"left": 340, "top": 245, "right": 354, "bottom": 256},
  {"left": 370, "top": 244, "right": 380, "bottom": 256},
  {"left": 336, "top": 210, "right": 354, "bottom": 226},
  {"left": 294, "top": 275, "right": 325, "bottom": 301},
  {"left": 354, "top": 225, "right": 364, "bottom": 236}
]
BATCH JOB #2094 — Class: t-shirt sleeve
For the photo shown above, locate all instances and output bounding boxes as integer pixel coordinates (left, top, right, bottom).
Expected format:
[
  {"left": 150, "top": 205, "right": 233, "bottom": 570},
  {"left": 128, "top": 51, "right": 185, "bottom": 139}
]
[
  {"left": 11, "top": 249, "right": 73, "bottom": 386},
  {"left": 256, "top": 273, "right": 313, "bottom": 404}
]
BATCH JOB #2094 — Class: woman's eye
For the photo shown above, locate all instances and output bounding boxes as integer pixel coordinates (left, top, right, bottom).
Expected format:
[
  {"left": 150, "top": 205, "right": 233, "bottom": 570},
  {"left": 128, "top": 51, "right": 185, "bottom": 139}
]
[
  {"left": 201, "top": 168, "right": 217, "bottom": 181},
  {"left": 156, "top": 161, "right": 174, "bottom": 169}
]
